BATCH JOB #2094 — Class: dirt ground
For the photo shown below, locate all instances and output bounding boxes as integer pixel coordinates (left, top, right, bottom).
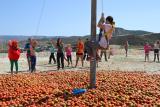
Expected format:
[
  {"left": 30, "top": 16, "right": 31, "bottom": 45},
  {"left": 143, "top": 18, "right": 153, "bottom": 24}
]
[{"left": 0, "top": 48, "right": 160, "bottom": 74}]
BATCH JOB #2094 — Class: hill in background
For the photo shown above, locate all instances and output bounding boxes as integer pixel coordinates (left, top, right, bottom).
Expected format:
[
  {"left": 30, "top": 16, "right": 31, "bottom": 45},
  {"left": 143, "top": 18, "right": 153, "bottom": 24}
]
[
  {"left": 112, "top": 27, "right": 151, "bottom": 36},
  {"left": 0, "top": 27, "right": 159, "bottom": 49},
  {"left": 111, "top": 33, "right": 160, "bottom": 46},
  {"left": 0, "top": 27, "right": 151, "bottom": 41}
]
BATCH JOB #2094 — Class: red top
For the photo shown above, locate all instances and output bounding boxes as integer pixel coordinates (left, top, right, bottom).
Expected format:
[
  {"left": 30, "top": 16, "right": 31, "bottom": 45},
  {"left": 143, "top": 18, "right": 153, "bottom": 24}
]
[
  {"left": 8, "top": 40, "right": 21, "bottom": 60},
  {"left": 77, "top": 41, "right": 84, "bottom": 54},
  {"left": 144, "top": 44, "right": 151, "bottom": 54},
  {"left": 66, "top": 47, "right": 72, "bottom": 56}
]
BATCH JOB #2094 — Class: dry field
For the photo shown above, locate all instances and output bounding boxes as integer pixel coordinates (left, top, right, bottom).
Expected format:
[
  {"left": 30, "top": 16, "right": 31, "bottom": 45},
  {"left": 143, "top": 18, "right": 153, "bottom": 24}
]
[{"left": 0, "top": 48, "right": 159, "bottom": 74}]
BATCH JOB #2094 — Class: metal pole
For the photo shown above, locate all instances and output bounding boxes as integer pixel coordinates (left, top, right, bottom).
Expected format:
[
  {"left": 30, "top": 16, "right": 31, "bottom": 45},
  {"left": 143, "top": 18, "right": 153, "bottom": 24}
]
[{"left": 90, "top": 0, "right": 97, "bottom": 89}]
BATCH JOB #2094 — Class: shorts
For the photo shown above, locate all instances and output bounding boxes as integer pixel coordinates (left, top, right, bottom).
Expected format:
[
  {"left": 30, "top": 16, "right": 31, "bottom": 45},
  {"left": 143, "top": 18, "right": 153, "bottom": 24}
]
[
  {"left": 154, "top": 49, "right": 159, "bottom": 54},
  {"left": 76, "top": 53, "right": 83, "bottom": 56}
]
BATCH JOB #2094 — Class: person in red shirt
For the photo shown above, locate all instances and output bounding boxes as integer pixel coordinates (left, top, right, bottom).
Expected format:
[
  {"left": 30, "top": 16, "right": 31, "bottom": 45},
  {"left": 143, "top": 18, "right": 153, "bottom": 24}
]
[
  {"left": 8, "top": 40, "right": 21, "bottom": 74},
  {"left": 75, "top": 38, "right": 84, "bottom": 67},
  {"left": 65, "top": 44, "right": 73, "bottom": 67},
  {"left": 144, "top": 42, "right": 151, "bottom": 62}
]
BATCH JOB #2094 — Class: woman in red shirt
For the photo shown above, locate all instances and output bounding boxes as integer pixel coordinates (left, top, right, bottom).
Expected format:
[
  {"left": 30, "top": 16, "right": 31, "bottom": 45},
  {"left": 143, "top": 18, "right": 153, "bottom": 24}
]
[
  {"left": 75, "top": 38, "right": 84, "bottom": 67},
  {"left": 8, "top": 40, "right": 21, "bottom": 74}
]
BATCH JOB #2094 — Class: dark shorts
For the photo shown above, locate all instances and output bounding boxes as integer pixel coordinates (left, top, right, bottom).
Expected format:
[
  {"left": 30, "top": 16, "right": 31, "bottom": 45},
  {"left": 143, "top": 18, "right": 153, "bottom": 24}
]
[
  {"left": 67, "top": 55, "right": 72, "bottom": 61},
  {"left": 76, "top": 53, "right": 83, "bottom": 56},
  {"left": 154, "top": 49, "right": 159, "bottom": 54}
]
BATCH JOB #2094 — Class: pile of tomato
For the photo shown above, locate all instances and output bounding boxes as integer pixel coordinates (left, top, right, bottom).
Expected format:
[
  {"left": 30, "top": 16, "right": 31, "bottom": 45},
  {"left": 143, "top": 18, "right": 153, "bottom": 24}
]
[{"left": 0, "top": 71, "right": 160, "bottom": 106}]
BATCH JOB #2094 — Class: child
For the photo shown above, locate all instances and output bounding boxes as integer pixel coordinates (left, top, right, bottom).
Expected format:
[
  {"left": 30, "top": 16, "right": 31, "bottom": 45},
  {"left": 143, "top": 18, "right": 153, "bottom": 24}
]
[
  {"left": 144, "top": 42, "right": 151, "bottom": 62},
  {"left": 8, "top": 40, "right": 21, "bottom": 74},
  {"left": 66, "top": 44, "right": 72, "bottom": 67},
  {"left": 98, "top": 13, "right": 115, "bottom": 49},
  {"left": 49, "top": 39, "right": 56, "bottom": 64},
  {"left": 30, "top": 39, "right": 37, "bottom": 73}
]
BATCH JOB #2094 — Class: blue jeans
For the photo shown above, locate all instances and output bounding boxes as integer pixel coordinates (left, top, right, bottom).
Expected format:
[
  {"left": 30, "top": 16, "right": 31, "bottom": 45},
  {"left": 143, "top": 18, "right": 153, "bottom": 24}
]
[
  {"left": 30, "top": 56, "right": 36, "bottom": 72},
  {"left": 98, "top": 29, "right": 103, "bottom": 41}
]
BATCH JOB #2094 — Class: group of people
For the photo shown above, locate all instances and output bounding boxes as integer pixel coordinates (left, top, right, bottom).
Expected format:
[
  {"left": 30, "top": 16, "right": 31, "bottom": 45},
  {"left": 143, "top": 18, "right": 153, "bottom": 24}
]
[
  {"left": 8, "top": 38, "right": 37, "bottom": 74},
  {"left": 7, "top": 37, "right": 90, "bottom": 74},
  {"left": 123, "top": 40, "right": 160, "bottom": 62},
  {"left": 7, "top": 14, "right": 121, "bottom": 74},
  {"left": 48, "top": 38, "right": 87, "bottom": 70},
  {"left": 7, "top": 13, "right": 160, "bottom": 75},
  {"left": 144, "top": 40, "right": 160, "bottom": 62}
]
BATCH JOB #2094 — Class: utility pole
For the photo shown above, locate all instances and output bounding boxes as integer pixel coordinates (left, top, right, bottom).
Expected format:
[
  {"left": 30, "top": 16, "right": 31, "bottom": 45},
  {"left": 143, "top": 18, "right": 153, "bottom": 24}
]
[{"left": 90, "top": 0, "right": 97, "bottom": 89}]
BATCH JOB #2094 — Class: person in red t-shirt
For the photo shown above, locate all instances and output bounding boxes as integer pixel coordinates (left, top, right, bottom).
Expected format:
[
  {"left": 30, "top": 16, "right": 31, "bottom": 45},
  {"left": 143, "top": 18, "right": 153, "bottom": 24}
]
[
  {"left": 8, "top": 40, "right": 21, "bottom": 74},
  {"left": 65, "top": 44, "right": 72, "bottom": 67},
  {"left": 144, "top": 42, "right": 151, "bottom": 62}
]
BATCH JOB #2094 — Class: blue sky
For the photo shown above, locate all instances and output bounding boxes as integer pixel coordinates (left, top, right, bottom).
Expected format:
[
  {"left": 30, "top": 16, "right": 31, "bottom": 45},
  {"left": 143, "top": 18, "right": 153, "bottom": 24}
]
[{"left": 0, "top": 0, "right": 160, "bottom": 36}]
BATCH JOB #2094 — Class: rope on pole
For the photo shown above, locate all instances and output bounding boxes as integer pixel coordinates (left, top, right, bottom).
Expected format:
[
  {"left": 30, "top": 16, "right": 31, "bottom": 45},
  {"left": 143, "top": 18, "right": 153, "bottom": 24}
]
[
  {"left": 35, "top": 0, "right": 46, "bottom": 35},
  {"left": 101, "top": 0, "right": 104, "bottom": 13}
]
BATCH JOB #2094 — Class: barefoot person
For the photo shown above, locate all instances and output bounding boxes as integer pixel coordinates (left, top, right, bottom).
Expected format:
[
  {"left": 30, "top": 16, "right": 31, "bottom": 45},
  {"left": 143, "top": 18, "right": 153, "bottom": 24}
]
[
  {"left": 48, "top": 39, "right": 56, "bottom": 64},
  {"left": 8, "top": 40, "right": 21, "bottom": 74},
  {"left": 124, "top": 40, "right": 129, "bottom": 57},
  {"left": 75, "top": 38, "right": 84, "bottom": 67},
  {"left": 144, "top": 42, "right": 151, "bottom": 62},
  {"left": 56, "top": 38, "right": 64, "bottom": 70},
  {"left": 24, "top": 38, "right": 32, "bottom": 71}
]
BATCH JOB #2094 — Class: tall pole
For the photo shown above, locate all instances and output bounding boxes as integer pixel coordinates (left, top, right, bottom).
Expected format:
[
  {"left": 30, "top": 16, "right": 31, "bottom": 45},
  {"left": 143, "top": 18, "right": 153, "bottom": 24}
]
[{"left": 90, "top": 0, "right": 97, "bottom": 89}]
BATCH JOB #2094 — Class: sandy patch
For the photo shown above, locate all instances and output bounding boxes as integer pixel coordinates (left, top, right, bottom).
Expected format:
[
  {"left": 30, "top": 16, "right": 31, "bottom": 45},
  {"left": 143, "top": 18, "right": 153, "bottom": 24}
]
[{"left": 0, "top": 49, "right": 159, "bottom": 74}]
